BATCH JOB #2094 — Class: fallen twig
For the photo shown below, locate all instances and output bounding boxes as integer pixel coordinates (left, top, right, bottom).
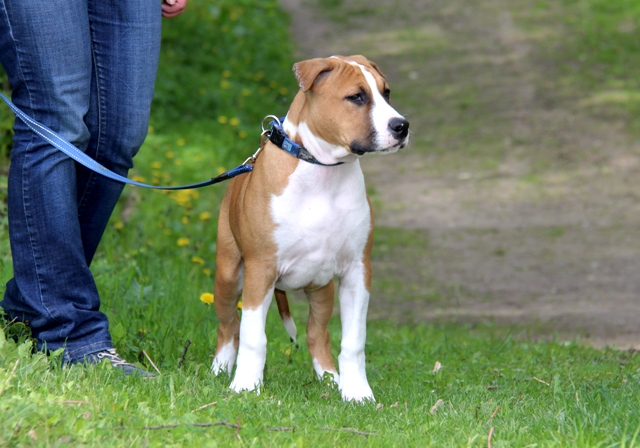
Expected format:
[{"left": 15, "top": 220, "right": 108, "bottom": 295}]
[
  {"left": 191, "top": 401, "right": 217, "bottom": 413},
  {"left": 178, "top": 339, "right": 191, "bottom": 369},
  {"left": 320, "top": 426, "right": 376, "bottom": 437},
  {"left": 268, "top": 427, "right": 295, "bottom": 432},
  {"left": 117, "top": 421, "right": 242, "bottom": 431},
  {"left": 141, "top": 350, "right": 162, "bottom": 375},
  {"left": 490, "top": 405, "right": 501, "bottom": 420},
  {"left": 532, "top": 376, "right": 550, "bottom": 386},
  {"left": 515, "top": 391, "right": 523, "bottom": 405},
  {"left": 488, "top": 426, "right": 495, "bottom": 448},
  {"left": 10, "top": 359, "right": 19, "bottom": 376},
  {"left": 2, "top": 316, "right": 17, "bottom": 331}
]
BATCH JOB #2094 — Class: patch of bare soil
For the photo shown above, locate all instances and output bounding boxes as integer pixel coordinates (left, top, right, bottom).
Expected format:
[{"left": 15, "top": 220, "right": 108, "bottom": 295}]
[{"left": 280, "top": 0, "right": 640, "bottom": 348}]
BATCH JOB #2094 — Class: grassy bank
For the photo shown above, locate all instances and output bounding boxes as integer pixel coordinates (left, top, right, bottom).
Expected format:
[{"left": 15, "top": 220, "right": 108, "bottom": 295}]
[
  {"left": 3, "top": 317, "right": 640, "bottom": 446},
  {"left": 3, "top": 0, "right": 640, "bottom": 446}
]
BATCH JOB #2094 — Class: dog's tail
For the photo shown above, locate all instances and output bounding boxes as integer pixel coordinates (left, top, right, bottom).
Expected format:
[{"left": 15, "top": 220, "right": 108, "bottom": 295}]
[{"left": 275, "top": 288, "right": 298, "bottom": 347}]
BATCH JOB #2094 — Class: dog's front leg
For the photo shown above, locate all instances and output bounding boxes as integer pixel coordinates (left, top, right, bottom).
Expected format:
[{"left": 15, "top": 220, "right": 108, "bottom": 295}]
[
  {"left": 229, "top": 263, "right": 276, "bottom": 394},
  {"left": 337, "top": 261, "right": 375, "bottom": 402}
]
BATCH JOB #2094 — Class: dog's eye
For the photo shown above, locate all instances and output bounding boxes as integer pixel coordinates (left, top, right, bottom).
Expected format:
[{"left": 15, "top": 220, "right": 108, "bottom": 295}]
[
  {"left": 346, "top": 93, "right": 365, "bottom": 105},
  {"left": 383, "top": 88, "right": 391, "bottom": 102}
]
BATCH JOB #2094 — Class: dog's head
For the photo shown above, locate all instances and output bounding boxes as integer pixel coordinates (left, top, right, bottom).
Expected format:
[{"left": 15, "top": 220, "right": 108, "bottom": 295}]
[{"left": 285, "top": 55, "right": 409, "bottom": 164}]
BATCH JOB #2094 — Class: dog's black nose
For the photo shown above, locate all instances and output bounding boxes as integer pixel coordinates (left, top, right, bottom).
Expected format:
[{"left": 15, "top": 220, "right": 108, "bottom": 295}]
[{"left": 388, "top": 117, "right": 409, "bottom": 140}]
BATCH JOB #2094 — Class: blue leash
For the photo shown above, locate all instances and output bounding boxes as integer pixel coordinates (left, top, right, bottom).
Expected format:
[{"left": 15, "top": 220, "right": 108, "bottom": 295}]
[{"left": 0, "top": 93, "right": 253, "bottom": 190}]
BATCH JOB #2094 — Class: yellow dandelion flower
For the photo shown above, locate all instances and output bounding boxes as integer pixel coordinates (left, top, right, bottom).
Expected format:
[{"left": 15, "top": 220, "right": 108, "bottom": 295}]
[
  {"left": 254, "top": 71, "right": 265, "bottom": 81},
  {"left": 202, "top": 268, "right": 212, "bottom": 276},
  {"left": 177, "top": 138, "right": 186, "bottom": 146},
  {"left": 181, "top": 216, "right": 189, "bottom": 224},
  {"left": 166, "top": 151, "right": 175, "bottom": 159},
  {"left": 199, "top": 293, "right": 214, "bottom": 305},
  {"left": 238, "top": 130, "right": 248, "bottom": 139},
  {"left": 164, "top": 229, "right": 173, "bottom": 236},
  {"left": 218, "top": 115, "right": 228, "bottom": 124},
  {"left": 269, "top": 80, "right": 278, "bottom": 89},
  {"left": 199, "top": 211, "right": 212, "bottom": 221},
  {"left": 131, "top": 175, "right": 146, "bottom": 183},
  {"left": 177, "top": 237, "right": 190, "bottom": 247},
  {"left": 237, "top": 301, "right": 243, "bottom": 309},
  {"left": 217, "top": 167, "right": 227, "bottom": 175},
  {"left": 229, "top": 117, "right": 240, "bottom": 126},
  {"left": 195, "top": 155, "right": 204, "bottom": 162},
  {"left": 222, "top": 69, "right": 232, "bottom": 78},
  {"left": 148, "top": 125, "right": 154, "bottom": 134},
  {"left": 284, "top": 348, "right": 292, "bottom": 356},
  {"left": 279, "top": 87, "right": 289, "bottom": 96},
  {"left": 191, "top": 256, "right": 205, "bottom": 265},
  {"left": 220, "top": 80, "right": 231, "bottom": 90},
  {"left": 174, "top": 159, "right": 183, "bottom": 166},
  {"left": 151, "top": 161, "right": 162, "bottom": 169},
  {"left": 114, "top": 221, "right": 124, "bottom": 230},
  {"left": 241, "top": 88, "right": 251, "bottom": 97}
]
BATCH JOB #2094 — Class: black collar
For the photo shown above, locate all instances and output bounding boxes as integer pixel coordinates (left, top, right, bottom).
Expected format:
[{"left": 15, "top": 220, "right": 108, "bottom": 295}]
[{"left": 268, "top": 118, "right": 344, "bottom": 166}]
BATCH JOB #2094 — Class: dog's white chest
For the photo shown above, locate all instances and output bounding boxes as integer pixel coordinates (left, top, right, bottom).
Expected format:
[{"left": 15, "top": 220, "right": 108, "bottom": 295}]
[{"left": 270, "top": 161, "right": 370, "bottom": 290}]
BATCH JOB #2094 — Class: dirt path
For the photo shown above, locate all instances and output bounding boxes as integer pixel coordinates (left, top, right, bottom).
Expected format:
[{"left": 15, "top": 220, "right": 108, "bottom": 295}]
[{"left": 280, "top": 0, "right": 640, "bottom": 348}]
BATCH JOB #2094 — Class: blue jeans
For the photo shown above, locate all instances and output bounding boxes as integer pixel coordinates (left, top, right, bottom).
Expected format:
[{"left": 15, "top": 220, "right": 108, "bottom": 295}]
[{"left": 0, "top": 0, "right": 161, "bottom": 362}]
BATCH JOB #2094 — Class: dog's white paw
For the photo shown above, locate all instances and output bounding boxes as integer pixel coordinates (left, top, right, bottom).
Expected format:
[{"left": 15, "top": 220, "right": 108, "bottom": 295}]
[
  {"left": 211, "top": 342, "right": 236, "bottom": 375},
  {"left": 339, "top": 376, "right": 375, "bottom": 403},
  {"left": 230, "top": 372, "right": 262, "bottom": 395}
]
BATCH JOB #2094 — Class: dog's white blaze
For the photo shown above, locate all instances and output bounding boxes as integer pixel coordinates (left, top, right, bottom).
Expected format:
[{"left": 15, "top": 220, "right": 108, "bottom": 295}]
[
  {"left": 230, "top": 290, "right": 273, "bottom": 393},
  {"left": 337, "top": 262, "right": 375, "bottom": 402},
  {"left": 313, "top": 358, "right": 340, "bottom": 383},
  {"left": 353, "top": 62, "right": 407, "bottom": 151},
  {"left": 211, "top": 340, "right": 236, "bottom": 375},
  {"left": 271, "top": 161, "right": 370, "bottom": 291}
]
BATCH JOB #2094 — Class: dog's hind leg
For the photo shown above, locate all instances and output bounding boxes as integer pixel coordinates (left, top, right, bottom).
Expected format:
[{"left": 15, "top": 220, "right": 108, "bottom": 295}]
[
  {"left": 211, "top": 198, "right": 243, "bottom": 376},
  {"left": 275, "top": 288, "right": 297, "bottom": 345},
  {"left": 305, "top": 281, "right": 339, "bottom": 384}
]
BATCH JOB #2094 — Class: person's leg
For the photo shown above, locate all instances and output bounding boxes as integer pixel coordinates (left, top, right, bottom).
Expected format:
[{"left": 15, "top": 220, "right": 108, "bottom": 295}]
[
  {"left": 77, "top": 0, "right": 161, "bottom": 265},
  {"left": 0, "top": 0, "right": 114, "bottom": 361}
]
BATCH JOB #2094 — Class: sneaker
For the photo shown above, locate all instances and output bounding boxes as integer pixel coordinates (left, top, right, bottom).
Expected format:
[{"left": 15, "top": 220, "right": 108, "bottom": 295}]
[{"left": 78, "top": 348, "right": 156, "bottom": 378}]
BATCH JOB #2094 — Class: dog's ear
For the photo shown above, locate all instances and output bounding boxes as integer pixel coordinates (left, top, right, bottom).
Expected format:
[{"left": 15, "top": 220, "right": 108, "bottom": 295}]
[{"left": 293, "top": 58, "right": 334, "bottom": 92}]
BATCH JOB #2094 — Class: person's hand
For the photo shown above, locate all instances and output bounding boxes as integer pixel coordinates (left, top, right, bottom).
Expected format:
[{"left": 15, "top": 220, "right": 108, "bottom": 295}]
[{"left": 162, "top": 0, "right": 188, "bottom": 18}]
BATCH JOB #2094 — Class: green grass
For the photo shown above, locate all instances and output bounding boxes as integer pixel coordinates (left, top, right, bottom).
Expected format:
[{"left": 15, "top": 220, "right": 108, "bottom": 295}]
[
  {"left": 3, "top": 0, "right": 640, "bottom": 446},
  {"left": 4, "top": 317, "right": 640, "bottom": 446}
]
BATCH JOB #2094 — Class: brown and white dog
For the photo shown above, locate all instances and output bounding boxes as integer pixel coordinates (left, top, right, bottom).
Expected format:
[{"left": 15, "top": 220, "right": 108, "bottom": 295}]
[{"left": 211, "top": 55, "right": 409, "bottom": 402}]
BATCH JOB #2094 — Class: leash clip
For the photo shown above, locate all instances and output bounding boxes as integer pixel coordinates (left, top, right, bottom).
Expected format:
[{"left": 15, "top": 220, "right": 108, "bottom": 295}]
[
  {"left": 243, "top": 115, "right": 281, "bottom": 166},
  {"left": 242, "top": 147, "right": 262, "bottom": 166}
]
